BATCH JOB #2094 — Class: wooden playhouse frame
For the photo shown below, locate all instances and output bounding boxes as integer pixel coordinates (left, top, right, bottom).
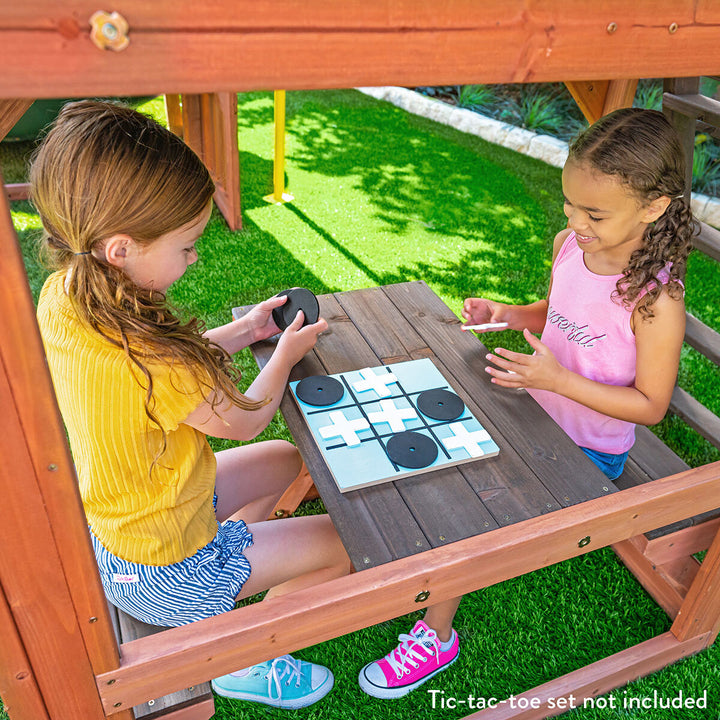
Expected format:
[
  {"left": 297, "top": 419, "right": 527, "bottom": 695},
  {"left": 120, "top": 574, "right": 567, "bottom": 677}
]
[{"left": 2, "top": 3, "right": 720, "bottom": 719}]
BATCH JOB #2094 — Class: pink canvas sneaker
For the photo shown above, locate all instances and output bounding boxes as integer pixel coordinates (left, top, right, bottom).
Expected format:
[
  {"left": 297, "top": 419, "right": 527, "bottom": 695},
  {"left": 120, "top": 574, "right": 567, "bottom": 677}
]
[{"left": 358, "top": 620, "right": 459, "bottom": 699}]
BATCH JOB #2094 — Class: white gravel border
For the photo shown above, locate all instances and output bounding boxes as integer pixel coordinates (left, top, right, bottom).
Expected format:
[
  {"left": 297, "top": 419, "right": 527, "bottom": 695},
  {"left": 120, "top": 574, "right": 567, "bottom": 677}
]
[{"left": 357, "top": 86, "right": 720, "bottom": 230}]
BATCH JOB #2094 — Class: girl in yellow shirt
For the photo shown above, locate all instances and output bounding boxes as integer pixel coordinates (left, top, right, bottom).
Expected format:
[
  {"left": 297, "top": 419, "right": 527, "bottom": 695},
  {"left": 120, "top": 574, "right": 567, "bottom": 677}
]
[{"left": 34, "top": 100, "right": 350, "bottom": 710}]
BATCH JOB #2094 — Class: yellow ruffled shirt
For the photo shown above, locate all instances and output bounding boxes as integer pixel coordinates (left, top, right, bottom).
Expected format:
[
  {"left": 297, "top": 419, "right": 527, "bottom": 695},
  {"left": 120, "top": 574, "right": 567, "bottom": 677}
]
[{"left": 37, "top": 272, "right": 218, "bottom": 565}]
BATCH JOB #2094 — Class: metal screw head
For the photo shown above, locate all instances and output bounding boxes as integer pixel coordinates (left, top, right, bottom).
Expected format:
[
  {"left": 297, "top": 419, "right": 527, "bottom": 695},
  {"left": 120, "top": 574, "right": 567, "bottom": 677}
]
[
  {"left": 607, "top": 22, "right": 618, "bottom": 34},
  {"left": 274, "top": 509, "right": 285, "bottom": 518},
  {"left": 102, "top": 22, "right": 118, "bottom": 40},
  {"left": 668, "top": 22, "right": 679, "bottom": 33},
  {"left": 438, "top": 535, "right": 446, "bottom": 541},
  {"left": 415, "top": 590, "right": 431, "bottom": 603},
  {"left": 47, "top": 463, "right": 58, "bottom": 471},
  {"left": 89, "top": 616, "right": 98, "bottom": 623},
  {"left": 578, "top": 536, "right": 591, "bottom": 548},
  {"left": 363, "top": 556, "right": 370, "bottom": 564}
]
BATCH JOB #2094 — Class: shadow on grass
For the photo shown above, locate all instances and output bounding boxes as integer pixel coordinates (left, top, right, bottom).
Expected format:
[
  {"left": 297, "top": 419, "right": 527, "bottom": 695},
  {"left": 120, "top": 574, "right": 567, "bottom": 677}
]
[{"left": 244, "top": 90, "right": 561, "bottom": 306}]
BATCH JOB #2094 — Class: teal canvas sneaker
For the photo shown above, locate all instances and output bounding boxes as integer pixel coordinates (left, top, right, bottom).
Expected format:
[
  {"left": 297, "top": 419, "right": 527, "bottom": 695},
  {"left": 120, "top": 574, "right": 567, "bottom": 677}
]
[{"left": 212, "top": 654, "right": 334, "bottom": 709}]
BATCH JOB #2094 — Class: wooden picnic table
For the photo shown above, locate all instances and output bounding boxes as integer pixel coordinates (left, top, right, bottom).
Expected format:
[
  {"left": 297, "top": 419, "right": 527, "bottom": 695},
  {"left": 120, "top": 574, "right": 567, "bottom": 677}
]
[{"left": 236, "top": 280, "right": 617, "bottom": 570}]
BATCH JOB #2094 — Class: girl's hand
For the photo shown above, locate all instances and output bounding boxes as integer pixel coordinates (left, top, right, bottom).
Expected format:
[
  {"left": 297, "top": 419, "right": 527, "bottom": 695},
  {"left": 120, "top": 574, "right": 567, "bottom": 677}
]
[
  {"left": 244, "top": 294, "right": 289, "bottom": 343},
  {"left": 484, "top": 328, "right": 564, "bottom": 391},
  {"left": 275, "top": 311, "right": 328, "bottom": 367},
  {"left": 462, "top": 297, "right": 512, "bottom": 332}
]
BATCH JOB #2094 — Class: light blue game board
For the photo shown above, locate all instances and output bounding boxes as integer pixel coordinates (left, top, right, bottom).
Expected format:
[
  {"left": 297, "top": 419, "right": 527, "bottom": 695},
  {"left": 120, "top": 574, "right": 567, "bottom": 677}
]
[{"left": 289, "top": 358, "right": 500, "bottom": 492}]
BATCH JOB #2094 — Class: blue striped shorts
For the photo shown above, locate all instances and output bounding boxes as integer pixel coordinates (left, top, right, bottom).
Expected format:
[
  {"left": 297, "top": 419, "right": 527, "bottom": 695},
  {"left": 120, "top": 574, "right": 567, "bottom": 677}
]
[{"left": 91, "top": 517, "right": 254, "bottom": 627}]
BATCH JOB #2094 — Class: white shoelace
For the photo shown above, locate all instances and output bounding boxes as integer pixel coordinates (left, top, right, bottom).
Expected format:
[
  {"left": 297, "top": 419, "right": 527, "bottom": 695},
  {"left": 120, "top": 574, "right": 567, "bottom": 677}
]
[
  {"left": 265, "top": 655, "right": 305, "bottom": 698},
  {"left": 386, "top": 628, "right": 440, "bottom": 679}
]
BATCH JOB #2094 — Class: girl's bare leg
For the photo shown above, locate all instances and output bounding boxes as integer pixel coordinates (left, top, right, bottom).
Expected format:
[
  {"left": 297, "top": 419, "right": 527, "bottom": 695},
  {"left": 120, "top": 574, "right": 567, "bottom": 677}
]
[
  {"left": 423, "top": 597, "right": 463, "bottom": 642},
  {"left": 214, "top": 440, "right": 302, "bottom": 524}
]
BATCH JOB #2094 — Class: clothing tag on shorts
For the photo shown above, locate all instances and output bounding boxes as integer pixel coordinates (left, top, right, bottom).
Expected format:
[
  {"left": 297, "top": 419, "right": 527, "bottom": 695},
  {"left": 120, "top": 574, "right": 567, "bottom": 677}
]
[{"left": 112, "top": 573, "right": 140, "bottom": 584}]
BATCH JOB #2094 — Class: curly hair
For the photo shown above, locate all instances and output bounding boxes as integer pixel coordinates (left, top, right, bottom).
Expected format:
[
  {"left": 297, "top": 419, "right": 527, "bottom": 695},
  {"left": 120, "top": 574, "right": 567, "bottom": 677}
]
[
  {"left": 568, "top": 107, "right": 698, "bottom": 320},
  {"left": 30, "top": 100, "right": 265, "bottom": 463}
]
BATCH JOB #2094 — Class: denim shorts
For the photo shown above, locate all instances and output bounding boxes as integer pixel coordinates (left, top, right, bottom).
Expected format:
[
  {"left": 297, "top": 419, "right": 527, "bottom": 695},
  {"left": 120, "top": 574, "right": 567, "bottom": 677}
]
[
  {"left": 91, "top": 517, "right": 254, "bottom": 627},
  {"left": 580, "top": 446, "right": 629, "bottom": 481}
]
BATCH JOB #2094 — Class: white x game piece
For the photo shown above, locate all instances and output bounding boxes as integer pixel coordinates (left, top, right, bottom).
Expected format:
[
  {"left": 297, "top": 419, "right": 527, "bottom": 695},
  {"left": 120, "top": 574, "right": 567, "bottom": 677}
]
[
  {"left": 318, "top": 411, "right": 370, "bottom": 447},
  {"left": 366, "top": 399, "right": 418, "bottom": 433},
  {"left": 352, "top": 367, "right": 398, "bottom": 397},
  {"left": 441, "top": 422, "right": 491, "bottom": 457}
]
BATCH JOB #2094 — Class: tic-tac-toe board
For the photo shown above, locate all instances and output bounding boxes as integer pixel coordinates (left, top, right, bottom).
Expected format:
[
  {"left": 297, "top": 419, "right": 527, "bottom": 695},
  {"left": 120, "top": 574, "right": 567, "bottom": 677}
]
[{"left": 289, "top": 358, "right": 499, "bottom": 492}]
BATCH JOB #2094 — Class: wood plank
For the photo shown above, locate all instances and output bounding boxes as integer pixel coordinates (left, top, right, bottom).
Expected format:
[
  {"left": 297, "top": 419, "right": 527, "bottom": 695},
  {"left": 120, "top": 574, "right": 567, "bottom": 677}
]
[
  {"left": 564, "top": 81, "right": 610, "bottom": 124},
  {"left": 164, "top": 94, "right": 183, "bottom": 136},
  {"left": 234, "top": 299, "right": 428, "bottom": 568},
  {"left": 0, "top": 583, "right": 51, "bottom": 720},
  {"left": 612, "top": 537, "right": 686, "bottom": 619},
  {"left": 684, "top": 312, "right": 720, "bottom": 368},
  {"left": 4, "top": 182, "right": 30, "bottom": 201},
  {"left": 2, "top": 3, "right": 720, "bottom": 97},
  {"left": 97, "top": 460, "right": 720, "bottom": 711},
  {"left": 333, "top": 287, "right": 501, "bottom": 544},
  {"left": 462, "top": 631, "right": 711, "bottom": 720},
  {"left": 663, "top": 77, "right": 700, "bottom": 201},
  {"left": 669, "top": 385, "right": 720, "bottom": 450},
  {"left": 382, "top": 282, "right": 616, "bottom": 506},
  {"left": 336, "top": 286, "right": 563, "bottom": 527},
  {"left": 693, "top": 221, "right": 720, "bottom": 264},
  {"left": 0, "top": 180, "right": 117, "bottom": 718},
  {"left": 672, "top": 519, "right": 720, "bottom": 642},
  {"left": 0, "top": 98, "right": 33, "bottom": 140},
  {"left": 644, "top": 517, "right": 720, "bottom": 565},
  {"left": 621, "top": 426, "right": 691, "bottom": 537},
  {"left": 663, "top": 91, "right": 720, "bottom": 127},
  {"left": 117, "top": 613, "right": 214, "bottom": 720}
]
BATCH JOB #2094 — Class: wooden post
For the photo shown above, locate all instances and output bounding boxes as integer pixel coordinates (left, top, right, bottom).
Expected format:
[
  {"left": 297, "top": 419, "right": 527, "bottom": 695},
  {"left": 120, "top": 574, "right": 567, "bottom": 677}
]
[
  {"left": 0, "top": 173, "right": 130, "bottom": 720},
  {"left": 180, "top": 92, "right": 242, "bottom": 230},
  {"left": 565, "top": 79, "right": 639, "bottom": 124},
  {"left": 663, "top": 77, "right": 700, "bottom": 201}
]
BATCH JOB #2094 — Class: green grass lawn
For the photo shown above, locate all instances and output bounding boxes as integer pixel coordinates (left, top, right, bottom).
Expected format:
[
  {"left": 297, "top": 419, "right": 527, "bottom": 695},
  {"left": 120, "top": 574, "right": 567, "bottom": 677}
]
[{"left": 3, "top": 89, "right": 720, "bottom": 720}]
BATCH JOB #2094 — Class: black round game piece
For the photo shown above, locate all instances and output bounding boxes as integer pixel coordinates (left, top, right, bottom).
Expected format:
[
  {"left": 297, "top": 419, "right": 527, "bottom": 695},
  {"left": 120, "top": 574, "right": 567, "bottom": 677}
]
[
  {"left": 295, "top": 375, "right": 344, "bottom": 407},
  {"left": 272, "top": 287, "right": 320, "bottom": 330},
  {"left": 416, "top": 388, "right": 465, "bottom": 421},
  {"left": 386, "top": 431, "right": 438, "bottom": 469}
]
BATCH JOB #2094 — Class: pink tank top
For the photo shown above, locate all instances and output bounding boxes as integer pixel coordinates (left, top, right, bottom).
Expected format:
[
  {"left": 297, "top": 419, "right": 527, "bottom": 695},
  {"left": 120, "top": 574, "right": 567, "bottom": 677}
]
[{"left": 527, "top": 231, "right": 673, "bottom": 454}]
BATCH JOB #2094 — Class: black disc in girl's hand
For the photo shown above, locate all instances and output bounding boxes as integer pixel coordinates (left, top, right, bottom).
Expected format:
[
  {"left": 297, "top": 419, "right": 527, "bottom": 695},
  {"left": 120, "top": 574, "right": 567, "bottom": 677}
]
[
  {"left": 416, "top": 388, "right": 465, "bottom": 421},
  {"left": 386, "top": 431, "right": 438, "bottom": 469},
  {"left": 295, "top": 375, "right": 344, "bottom": 407},
  {"left": 272, "top": 287, "right": 320, "bottom": 330}
]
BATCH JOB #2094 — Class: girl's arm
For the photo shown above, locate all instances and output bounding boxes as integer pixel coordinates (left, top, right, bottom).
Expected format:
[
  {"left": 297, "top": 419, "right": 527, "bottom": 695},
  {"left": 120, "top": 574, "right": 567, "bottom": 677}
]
[
  {"left": 203, "top": 294, "right": 289, "bottom": 355},
  {"left": 462, "top": 229, "right": 569, "bottom": 334},
  {"left": 183, "top": 312, "right": 328, "bottom": 440},
  {"left": 485, "top": 289, "right": 686, "bottom": 426}
]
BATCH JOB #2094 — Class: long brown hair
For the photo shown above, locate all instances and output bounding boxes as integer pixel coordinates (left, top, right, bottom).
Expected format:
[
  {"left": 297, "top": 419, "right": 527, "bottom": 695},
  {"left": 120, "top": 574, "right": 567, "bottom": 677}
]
[
  {"left": 568, "top": 107, "right": 698, "bottom": 319},
  {"left": 31, "top": 100, "right": 264, "bottom": 458}
]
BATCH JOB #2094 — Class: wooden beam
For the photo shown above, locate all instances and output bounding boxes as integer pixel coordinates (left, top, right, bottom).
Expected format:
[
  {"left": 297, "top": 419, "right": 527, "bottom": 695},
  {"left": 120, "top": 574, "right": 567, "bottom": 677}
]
[
  {"left": 1, "top": 2, "right": 720, "bottom": 97},
  {"left": 0, "top": 99, "right": 33, "bottom": 141},
  {"left": 4, "top": 183, "right": 30, "bottom": 201},
  {"left": 462, "top": 631, "right": 712, "bottom": 719},
  {"left": 565, "top": 79, "right": 638, "bottom": 125},
  {"left": 0, "top": 584, "right": 51, "bottom": 720},
  {"left": 96, "top": 461, "right": 720, "bottom": 712},
  {"left": 0, "top": 173, "right": 123, "bottom": 718}
]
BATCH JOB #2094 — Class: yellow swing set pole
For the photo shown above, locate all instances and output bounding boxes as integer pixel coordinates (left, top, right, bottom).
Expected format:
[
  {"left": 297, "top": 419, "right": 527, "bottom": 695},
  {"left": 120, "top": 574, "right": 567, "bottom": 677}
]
[{"left": 264, "top": 90, "right": 294, "bottom": 204}]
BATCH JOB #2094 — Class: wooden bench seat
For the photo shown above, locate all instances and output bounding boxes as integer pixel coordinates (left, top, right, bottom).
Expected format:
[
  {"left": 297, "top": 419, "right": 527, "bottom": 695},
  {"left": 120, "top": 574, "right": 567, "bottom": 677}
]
[
  {"left": 108, "top": 605, "right": 215, "bottom": 720},
  {"left": 613, "top": 426, "right": 720, "bottom": 619}
]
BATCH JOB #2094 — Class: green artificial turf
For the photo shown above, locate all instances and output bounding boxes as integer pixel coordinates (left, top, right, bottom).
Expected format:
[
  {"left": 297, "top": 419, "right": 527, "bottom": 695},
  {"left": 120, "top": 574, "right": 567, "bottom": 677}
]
[{"left": 3, "top": 90, "right": 720, "bottom": 720}]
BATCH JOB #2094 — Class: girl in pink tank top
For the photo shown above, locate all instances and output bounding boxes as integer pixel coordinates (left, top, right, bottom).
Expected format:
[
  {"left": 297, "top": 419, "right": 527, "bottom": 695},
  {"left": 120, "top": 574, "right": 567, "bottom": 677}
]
[
  {"left": 464, "top": 108, "right": 697, "bottom": 481},
  {"left": 360, "top": 109, "right": 698, "bottom": 702}
]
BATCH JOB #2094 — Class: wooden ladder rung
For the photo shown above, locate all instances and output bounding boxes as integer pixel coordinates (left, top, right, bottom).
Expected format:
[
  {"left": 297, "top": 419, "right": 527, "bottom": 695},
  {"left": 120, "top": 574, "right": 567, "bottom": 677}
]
[
  {"left": 684, "top": 312, "right": 720, "bottom": 367},
  {"left": 669, "top": 385, "right": 720, "bottom": 450},
  {"left": 663, "top": 92, "right": 720, "bottom": 126},
  {"left": 692, "top": 221, "right": 720, "bottom": 264}
]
